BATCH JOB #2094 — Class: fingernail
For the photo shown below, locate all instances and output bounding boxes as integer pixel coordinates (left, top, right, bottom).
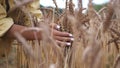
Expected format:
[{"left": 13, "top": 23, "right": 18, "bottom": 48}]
[
  {"left": 66, "top": 43, "right": 71, "bottom": 46},
  {"left": 56, "top": 25, "right": 60, "bottom": 29},
  {"left": 69, "top": 34, "right": 73, "bottom": 37},
  {"left": 71, "top": 38, "right": 74, "bottom": 41}
]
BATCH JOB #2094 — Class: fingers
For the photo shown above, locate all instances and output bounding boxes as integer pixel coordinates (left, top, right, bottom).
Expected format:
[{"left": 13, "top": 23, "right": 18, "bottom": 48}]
[
  {"left": 53, "top": 29, "right": 73, "bottom": 37},
  {"left": 54, "top": 36, "right": 74, "bottom": 42},
  {"left": 53, "top": 30, "right": 74, "bottom": 47},
  {"left": 56, "top": 40, "right": 71, "bottom": 47},
  {"left": 50, "top": 23, "right": 60, "bottom": 30},
  {"left": 50, "top": 23, "right": 74, "bottom": 47}
]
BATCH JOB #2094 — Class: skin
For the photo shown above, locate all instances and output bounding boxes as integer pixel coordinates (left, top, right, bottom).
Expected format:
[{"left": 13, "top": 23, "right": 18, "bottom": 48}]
[
  {"left": 5, "top": 0, "right": 74, "bottom": 46},
  {"left": 5, "top": 24, "right": 74, "bottom": 46}
]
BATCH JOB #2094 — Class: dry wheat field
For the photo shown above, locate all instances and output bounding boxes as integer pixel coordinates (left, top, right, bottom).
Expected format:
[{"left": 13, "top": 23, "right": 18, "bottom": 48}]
[{"left": 3, "top": 0, "right": 120, "bottom": 68}]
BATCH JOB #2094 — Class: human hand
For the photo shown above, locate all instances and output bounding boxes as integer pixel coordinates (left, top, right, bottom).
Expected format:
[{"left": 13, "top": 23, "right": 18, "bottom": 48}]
[{"left": 50, "top": 23, "right": 74, "bottom": 47}]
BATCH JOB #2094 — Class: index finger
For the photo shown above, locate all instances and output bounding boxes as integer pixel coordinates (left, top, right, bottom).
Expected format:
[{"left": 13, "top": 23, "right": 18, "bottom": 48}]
[
  {"left": 50, "top": 23, "right": 60, "bottom": 30},
  {"left": 53, "top": 29, "right": 73, "bottom": 37}
]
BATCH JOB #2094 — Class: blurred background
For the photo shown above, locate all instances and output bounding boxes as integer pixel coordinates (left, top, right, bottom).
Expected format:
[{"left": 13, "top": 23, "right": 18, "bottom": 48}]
[{"left": 40, "top": 0, "right": 110, "bottom": 10}]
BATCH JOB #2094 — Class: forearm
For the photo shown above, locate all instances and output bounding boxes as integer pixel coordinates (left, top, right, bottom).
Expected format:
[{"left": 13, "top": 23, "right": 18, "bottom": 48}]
[{"left": 5, "top": 24, "right": 42, "bottom": 40}]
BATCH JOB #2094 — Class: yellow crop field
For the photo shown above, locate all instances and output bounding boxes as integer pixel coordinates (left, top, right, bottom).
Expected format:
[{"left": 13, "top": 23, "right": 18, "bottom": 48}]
[{"left": 1, "top": 0, "right": 120, "bottom": 68}]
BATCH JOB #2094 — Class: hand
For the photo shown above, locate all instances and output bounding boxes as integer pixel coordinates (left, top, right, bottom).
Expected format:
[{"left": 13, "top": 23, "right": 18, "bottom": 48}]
[
  {"left": 6, "top": 24, "right": 74, "bottom": 47},
  {"left": 50, "top": 23, "right": 74, "bottom": 47}
]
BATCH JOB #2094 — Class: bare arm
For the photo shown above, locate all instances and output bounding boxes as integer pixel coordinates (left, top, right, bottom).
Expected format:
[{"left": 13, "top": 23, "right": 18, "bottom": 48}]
[
  {"left": 5, "top": 24, "right": 42, "bottom": 40},
  {"left": 5, "top": 24, "right": 74, "bottom": 46}
]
